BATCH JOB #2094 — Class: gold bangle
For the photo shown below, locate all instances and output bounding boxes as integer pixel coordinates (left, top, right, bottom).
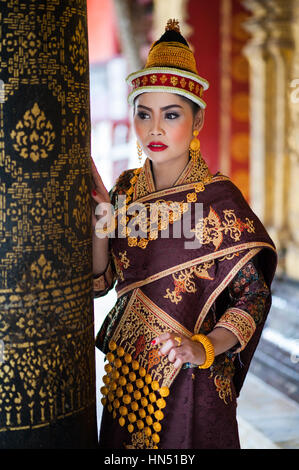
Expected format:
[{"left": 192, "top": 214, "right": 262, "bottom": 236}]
[{"left": 191, "top": 334, "right": 215, "bottom": 369}]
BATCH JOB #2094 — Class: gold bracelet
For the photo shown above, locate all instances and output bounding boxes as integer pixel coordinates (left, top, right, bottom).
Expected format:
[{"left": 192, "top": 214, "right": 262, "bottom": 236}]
[{"left": 191, "top": 334, "right": 215, "bottom": 369}]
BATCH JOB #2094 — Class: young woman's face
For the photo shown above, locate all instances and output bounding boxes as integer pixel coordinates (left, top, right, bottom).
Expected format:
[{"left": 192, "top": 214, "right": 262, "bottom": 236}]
[{"left": 133, "top": 92, "right": 199, "bottom": 165}]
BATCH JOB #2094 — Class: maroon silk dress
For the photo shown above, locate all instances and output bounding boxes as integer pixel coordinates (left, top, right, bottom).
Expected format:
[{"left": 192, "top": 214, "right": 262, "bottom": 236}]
[{"left": 93, "top": 156, "right": 277, "bottom": 449}]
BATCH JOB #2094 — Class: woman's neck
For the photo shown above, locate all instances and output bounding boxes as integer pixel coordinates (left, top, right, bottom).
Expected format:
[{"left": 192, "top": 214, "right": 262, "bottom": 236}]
[{"left": 150, "top": 155, "right": 190, "bottom": 191}]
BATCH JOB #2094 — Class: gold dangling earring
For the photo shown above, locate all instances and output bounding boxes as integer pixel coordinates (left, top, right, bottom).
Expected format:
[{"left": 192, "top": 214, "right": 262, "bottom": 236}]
[
  {"left": 136, "top": 140, "right": 143, "bottom": 165},
  {"left": 189, "top": 130, "right": 200, "bottom": 163}
]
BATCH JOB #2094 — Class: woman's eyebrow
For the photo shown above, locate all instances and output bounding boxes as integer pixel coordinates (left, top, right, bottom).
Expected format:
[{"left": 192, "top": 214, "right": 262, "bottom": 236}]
[
  {"left": 161, "top": 104, "right": 183, "bottom": 111},
  {"left": 137, "top": 105, "right": 152, "bottom": 111},
  {"left": 137, "top": 104, "right": 183, "bottom": 111}
]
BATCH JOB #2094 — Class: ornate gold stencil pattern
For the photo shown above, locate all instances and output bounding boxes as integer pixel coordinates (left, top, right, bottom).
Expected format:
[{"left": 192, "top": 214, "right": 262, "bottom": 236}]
[
  {"left": 10, "top": 102, "right": 56, "bottom": 162},
  {"left": 163, "top": 259, "right": 215, "bottom": 304},
  {"left": 0, "top": 0, "right": 95, "bottom": 437}
]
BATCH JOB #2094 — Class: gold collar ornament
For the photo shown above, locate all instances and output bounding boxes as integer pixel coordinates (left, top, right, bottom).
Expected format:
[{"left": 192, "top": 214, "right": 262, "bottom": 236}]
[{"left": 96, "top": 155, "right": 213, "bottom": 243}]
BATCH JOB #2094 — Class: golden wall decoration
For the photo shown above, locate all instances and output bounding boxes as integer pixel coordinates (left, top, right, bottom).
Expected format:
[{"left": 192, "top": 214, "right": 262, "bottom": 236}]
[{"left": 0, "top": 0, "right": 97, "bottom": 448}]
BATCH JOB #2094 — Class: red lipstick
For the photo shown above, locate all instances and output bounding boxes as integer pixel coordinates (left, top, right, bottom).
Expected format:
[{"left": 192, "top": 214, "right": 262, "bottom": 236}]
[{"left": 147, "top": 141, "right": 168, "bottom": 152}]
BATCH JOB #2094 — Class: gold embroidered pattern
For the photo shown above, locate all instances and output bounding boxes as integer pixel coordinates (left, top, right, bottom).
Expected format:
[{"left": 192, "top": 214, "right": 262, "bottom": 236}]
[
  {"left": 215, "top": 308, "right": 256, "bottom": 352},
  {"left": 193, "top": 247, "right": 263, "bottom": 333},
  {"left": 164, "top": 260, "right": 215, "bottom": 304},
  {"left": 114, "top": 156, "right": 216, "bottom": 250},
  {"left": 132, "top": 161, "right": 154, "bottom": 201},
  {"left": 213, "top": 375, "right": 233, "bottom": 404},
  {"left": 191, "top": 207, "right": 255, "bottom": 251},
  {"left": 209, "top": 356, "right": 235, "bottom": 404},
  {"left": 124, "top": 199, "right": 189, "bottom": 249},
  {"left": 117, "top": 245, "right": 272, "bottom": 300},
  {"left": 111, "top": 156, "right": 222, "bottom": 250},
  {"left": 133, "top": 156, "right": 213, "bottom": 202},
  {"left": 112, "top": 250, "right": 130, "bottom": 281},
  {"left": 174, "top": 155, "right": 213, "bottom": 186},
  {"left": 218, "top": 251, "right": 240, "bottom": 261}
]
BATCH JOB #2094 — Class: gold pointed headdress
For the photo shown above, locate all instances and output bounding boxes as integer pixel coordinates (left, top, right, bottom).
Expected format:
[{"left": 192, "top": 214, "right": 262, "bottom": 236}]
[{"left": 126, "top": 19, "right": 209, "bottom": 109}]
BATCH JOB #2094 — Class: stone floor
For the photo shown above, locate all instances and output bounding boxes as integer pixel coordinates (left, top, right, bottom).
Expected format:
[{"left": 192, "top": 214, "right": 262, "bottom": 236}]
[{"left": 237, "top": 373, "right": 299, "bottom": 449}]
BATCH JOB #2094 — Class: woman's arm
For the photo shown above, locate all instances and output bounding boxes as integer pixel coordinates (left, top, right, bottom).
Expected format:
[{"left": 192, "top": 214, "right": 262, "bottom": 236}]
[
  {"left": 90, "top": 157, "right": 112, "bottom": 274},
  {"left": 92, "top": 230, "right": 109, "bottom": 275},
  {"left": 207, "top": 327, "right": 239, "bottom": 356},
  {"left": 92, "top": 206, "right": 117, "bottom": 297},
  {"left": 90, "top": 157, "right": 117, "bottom": 296}
]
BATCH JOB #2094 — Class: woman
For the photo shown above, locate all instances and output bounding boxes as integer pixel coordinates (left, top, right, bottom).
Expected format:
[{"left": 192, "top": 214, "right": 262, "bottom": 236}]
[{"left": 91, "top": 19, "right": 277, "bottom": 449}]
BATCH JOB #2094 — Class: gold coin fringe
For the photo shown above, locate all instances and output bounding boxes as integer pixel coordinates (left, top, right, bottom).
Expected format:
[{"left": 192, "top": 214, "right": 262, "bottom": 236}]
[{"left": 100, "top": 340, "right": 170, "bottom": 449}]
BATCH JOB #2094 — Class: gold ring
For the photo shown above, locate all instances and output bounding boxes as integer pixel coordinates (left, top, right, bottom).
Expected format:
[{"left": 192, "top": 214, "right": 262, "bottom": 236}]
[{"left": 174, "top": 336, "right": 182, "bottom": 347}]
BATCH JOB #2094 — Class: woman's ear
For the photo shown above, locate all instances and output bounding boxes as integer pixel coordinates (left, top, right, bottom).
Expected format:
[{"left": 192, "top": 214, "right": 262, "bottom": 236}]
[{"left": 193, "top": 108, "right": 205, "bottom": 132}]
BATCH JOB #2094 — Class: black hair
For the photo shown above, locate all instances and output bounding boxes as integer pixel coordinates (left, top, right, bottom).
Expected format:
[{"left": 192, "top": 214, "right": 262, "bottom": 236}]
[{"left": 152, "top": 28, "right": 189, "bottom": 48}]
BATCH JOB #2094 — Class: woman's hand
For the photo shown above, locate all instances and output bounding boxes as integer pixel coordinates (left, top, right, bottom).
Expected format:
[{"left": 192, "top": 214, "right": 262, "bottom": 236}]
[
  {"left": 90, "top": 156, "right": 112, "bottom": 232},
  {"left": 153, "top": 332, "right": 206, "bottom": 369}
]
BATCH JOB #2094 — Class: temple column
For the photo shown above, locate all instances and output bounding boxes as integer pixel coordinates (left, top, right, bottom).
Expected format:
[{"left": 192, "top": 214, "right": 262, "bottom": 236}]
[
  {"left": 242, "top": 0, "right": 294, "bottom": 277},
  {"left": 0, "top": 0, "right": 97, "bottom": 447}
]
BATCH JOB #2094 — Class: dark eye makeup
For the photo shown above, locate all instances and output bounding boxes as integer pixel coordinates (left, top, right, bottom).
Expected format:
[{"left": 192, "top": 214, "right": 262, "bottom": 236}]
[
  {"left": 136, "top": 111, "right": 180, "bottom": 120},
  {"left": 165, "top": 112, "right": 180, "bottom": 119}
]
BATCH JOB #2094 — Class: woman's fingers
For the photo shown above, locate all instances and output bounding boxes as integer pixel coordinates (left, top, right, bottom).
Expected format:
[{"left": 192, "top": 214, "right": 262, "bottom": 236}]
[
  {"left": 154, "top": 332, "right": 184, "bottom": 350},
  {"left": 155, "top": 332, "right": 177, "bottom": 356},
  {"left": 153, "top": 331, "right": 172, "bottom": 346},
  {"left": 153, "top": 332, "right": 193, "bottom": 369},
  {"left": 153, "top": 332, "right": 185, "bottom": 367},
  {"left": 159, "top": 341, "right": 184, "bottom": 370},
  {"left": 159, "top": 338, "right": 177, "bottom": 356},
  {"left": 173, "top": 357, "right": 183, "bottom": 369},
  {"left": 168, "top": 347, "right": 178, "bottom": 363},
  {"left": 152, "top": 331, "right": 206, "bottom": 367}
]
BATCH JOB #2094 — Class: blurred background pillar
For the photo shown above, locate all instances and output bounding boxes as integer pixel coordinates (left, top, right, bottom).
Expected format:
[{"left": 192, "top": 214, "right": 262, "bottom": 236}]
[
  {"left": 0, "top": 0, "right": 97, "bottom": 448},
  {"left": 243, "top": 0, "right": 294, "bottom": 277},
  {"left": 286, "top": 0, "right": 299, "bottom": 281}
]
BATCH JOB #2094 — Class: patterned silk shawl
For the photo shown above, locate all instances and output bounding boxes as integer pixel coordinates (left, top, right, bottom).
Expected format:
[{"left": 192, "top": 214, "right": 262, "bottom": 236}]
[{"left": 100, "top": 155, "right": 277, "bottom": 425}]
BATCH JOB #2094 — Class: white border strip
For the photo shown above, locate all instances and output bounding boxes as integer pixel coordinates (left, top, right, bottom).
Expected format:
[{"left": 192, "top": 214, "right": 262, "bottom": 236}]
[{"left": 127, "top": 85, "right": 207, "bottom": 109}]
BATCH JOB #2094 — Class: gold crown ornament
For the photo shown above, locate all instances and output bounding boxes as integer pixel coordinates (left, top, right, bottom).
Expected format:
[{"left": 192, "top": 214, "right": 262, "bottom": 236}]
[{"left": 126, "top": 19, "right": 209, "bottom": 109}]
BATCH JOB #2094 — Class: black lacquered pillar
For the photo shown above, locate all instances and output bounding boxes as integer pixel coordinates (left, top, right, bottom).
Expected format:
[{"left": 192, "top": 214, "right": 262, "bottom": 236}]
[{"left": 0, "top": 0, "right": 97, "bottom": 448}]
